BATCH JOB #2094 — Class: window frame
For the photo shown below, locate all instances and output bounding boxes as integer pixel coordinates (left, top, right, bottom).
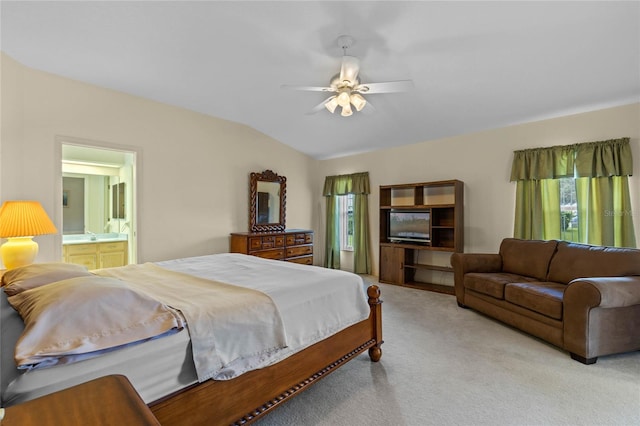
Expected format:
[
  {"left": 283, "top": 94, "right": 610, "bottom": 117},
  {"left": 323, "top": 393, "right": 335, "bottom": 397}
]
[{"left": 338, "top": 194, "right": 355, "bottom": 251}]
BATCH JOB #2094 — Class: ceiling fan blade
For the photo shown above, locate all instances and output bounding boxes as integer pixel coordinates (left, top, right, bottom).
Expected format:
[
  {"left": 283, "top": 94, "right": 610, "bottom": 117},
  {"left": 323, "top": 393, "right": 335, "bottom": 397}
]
[
  {"left": 339, "top": 56, "right": 360, "bottom": 84},
  {"left": 355, "top": 80, "right": 414, "bottom": 94},
  {"left": 281, "top": 84, "right": 336, "bottom": 92},
  {"left": 305, "top": 96, "right": 336, "bottom": 115}
]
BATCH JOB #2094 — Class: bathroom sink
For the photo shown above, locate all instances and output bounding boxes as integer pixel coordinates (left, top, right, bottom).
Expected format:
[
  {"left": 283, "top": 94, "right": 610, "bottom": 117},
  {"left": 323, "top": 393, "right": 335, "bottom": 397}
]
[{"left": 62, "top": 233, "right": 128, "bottom": 244}]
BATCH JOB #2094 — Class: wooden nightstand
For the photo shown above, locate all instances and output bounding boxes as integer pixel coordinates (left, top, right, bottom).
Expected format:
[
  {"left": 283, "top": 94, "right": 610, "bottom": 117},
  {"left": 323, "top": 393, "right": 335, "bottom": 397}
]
[{"left": 2, "top": 375, "right": 159, "bottom": 426}]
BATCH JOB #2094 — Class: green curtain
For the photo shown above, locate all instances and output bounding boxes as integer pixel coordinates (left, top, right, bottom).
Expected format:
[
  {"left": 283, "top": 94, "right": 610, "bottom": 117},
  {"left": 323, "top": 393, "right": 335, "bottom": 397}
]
[
  {"left": 512, "top": 137, "right": 636, "bottom": 247},
  {"left": 575, "top": 138, "right": 633, "bottom": 177},
  {"left": 324, "top": 195, "right": 340, "bottom": 269},
  {"left": 512, "top": 144, "right": 573, "bottom": 240},
  {"left": 353, "top": 193, "right": 371, "bottom": 274},
  {"left": 323, "top": 172, "right": 371, "bottom": 274},
  {"left": 323, "top": 172, "right": 370, "bottom": 195},
  {"left": 574, "top": 138, "right": 635, "bottom": 247},
  {"left": 510, "top": 144, "right": 575, "bottom": 180},
  {"left": 513, "top": 179, "right": 561, "bottom": 240}
]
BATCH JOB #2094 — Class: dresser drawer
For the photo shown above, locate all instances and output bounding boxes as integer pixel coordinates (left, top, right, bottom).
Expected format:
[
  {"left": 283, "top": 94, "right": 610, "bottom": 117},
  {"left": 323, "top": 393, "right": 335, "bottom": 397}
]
[
  {"left": 286, "top": 256, "right": 313, "bottom": 265},
  {"left": 250, "top": 236, "right": 285, "bottom": 250},
  {"left": 253, "top": 249, "right": 285, "bottom": 260},
  {"left": 286, "top": 245, "right": 313, "bottom": 258},
  {"left": 285, "top": 232, "right": 313, "bottom": 246},
  {"left": 249, "top": 237, "right": 263, "bottom": 250}
]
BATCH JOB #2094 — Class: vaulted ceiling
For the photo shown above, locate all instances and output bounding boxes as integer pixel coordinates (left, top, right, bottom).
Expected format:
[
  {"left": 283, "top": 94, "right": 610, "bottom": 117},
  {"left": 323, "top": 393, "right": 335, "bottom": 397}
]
[{"left": 2, "top": 1, "right": 639, "bottom": 159}]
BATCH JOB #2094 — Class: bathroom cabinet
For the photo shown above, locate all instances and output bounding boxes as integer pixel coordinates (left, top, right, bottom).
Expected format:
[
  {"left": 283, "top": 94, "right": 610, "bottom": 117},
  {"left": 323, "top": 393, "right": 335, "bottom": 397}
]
[{"left": 63, "top": 240, "right": 128, "bottom": 269}]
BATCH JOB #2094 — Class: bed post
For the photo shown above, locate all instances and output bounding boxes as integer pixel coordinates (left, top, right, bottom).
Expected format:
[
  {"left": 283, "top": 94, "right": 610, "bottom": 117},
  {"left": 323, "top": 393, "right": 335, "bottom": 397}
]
[{"left": 367, "top": 285, "right": 383, "bottom": 362}]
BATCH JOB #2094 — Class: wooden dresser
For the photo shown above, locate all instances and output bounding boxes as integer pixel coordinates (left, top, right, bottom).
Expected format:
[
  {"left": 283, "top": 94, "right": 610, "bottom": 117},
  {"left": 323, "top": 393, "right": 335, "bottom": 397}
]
[{"left": 230, "top": 229, "right": 313, "bottom": 265}]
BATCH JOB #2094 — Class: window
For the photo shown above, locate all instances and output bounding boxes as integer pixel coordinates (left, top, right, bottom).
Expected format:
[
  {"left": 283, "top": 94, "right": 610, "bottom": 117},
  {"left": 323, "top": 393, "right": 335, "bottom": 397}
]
[
  {"left": 338, "top": 194, "right": 354, "bottom": 251},
  {"left": 323, "top": 171, "right": 371, "bottom": 273},
  {"left": 512, "top": 138, "right": 636, "bottom": 248},
  {"left": 559, "top": 177, "right": 578, "bottom": 242}
]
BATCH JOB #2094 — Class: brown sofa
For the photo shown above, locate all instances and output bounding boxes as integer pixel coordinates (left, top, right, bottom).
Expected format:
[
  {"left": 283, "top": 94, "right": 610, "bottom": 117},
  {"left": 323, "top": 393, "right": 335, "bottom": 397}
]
[{"left": 451, "top": 238, "right": 640, "bottom": 364}]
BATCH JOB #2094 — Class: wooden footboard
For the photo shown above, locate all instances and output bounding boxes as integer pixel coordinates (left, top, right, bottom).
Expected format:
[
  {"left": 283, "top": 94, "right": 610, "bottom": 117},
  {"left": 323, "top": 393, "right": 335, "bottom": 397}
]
[{"left": 149, "top": 285, "right": 383, "bottom": 425}]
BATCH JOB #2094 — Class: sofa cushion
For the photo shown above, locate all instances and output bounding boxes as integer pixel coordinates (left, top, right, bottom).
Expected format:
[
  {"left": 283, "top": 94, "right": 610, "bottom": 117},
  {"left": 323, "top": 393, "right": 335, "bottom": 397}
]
[
  {"left": 464, "top": 272, "right": 538, "bottom": 300},
  {"left": 548, "top": 241, "right": 640, "bottom": 284},
  {"left": 505, "top": 282, "right": 566, "bottom": 320},
  {"left": 499, "top": 238, "right": 558, "bottom": 281}
]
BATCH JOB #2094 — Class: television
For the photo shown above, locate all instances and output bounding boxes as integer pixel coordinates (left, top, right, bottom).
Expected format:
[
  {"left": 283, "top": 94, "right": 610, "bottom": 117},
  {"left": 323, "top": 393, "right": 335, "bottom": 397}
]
[{"left": 388, "top": 210, "right": 431, "bottom": 244}]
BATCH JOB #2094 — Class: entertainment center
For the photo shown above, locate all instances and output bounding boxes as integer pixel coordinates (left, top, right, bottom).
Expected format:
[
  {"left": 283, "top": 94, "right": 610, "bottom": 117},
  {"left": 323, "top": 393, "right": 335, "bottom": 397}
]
[{"left": 379, "top": 179, "right": 463, "bottom": 294}]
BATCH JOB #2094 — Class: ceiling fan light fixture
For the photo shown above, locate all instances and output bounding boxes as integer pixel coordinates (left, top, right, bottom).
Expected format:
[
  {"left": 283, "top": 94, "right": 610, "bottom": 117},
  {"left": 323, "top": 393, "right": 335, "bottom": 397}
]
[
  {"left": 324, "top": 97, "right": 339, "bottom": 113},
  {"left": 283, "top": 35, "right": 414, "bottom": 117},
  {"left": 341, "top": 103, "right": 353, "bottom": 117},
  {"left": 336, "top": 90, "right": 351, "bottom": 107},
  {"left": 350, "top": 93, "right": 367, "bottom": 111}
]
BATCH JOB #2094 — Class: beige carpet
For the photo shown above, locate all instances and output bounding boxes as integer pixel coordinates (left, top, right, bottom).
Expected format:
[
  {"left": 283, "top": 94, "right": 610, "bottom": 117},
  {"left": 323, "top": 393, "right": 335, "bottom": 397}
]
[{"left": 255, "top": 280, "right": 640, "bottom": 426}]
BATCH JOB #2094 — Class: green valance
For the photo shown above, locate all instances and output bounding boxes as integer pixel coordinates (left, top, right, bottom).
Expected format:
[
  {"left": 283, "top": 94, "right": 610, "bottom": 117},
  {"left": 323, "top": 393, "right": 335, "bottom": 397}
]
[
  {"left": 575, "top": 138, "right": 633, "bottom": 177},
  {"left": 510, "top": 137, "right": 632, "bottom": 181},
  {"left": 323, "top": 172, "right": 370, "bottom": 196},
  {"left": 510, "top": 145, "right": 575, "bottom": 181}
]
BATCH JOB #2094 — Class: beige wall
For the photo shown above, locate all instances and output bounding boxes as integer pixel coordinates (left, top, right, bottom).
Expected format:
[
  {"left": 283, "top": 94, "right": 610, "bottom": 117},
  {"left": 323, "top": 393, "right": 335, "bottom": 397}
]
[
  {"left": 2, "top": 53, "right": 638, "bottom": 277},
  {"left": 317, "top": 103, "right": 640, "bottom": 276},
  {"left": 0, "top": 53, "right": 318, "bottom": 265}
]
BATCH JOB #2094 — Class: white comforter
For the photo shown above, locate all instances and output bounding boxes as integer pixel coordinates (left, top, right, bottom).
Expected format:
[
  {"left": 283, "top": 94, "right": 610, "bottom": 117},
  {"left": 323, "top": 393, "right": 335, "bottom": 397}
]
[
  {"left": 2, "top": 253, "right": 371, "bottom": 405},
  {"left": 155, "top": 253, "right": 371, "bottom": 378},
  {"left": 95, "top": 262, "right": 288, "bottom": 382}
]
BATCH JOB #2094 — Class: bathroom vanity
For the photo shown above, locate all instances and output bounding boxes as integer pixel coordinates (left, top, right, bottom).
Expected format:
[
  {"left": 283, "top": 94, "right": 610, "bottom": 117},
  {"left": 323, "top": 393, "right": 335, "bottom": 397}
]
[{"left": 62, "top": 234, "right": 128, "bottom": 269}]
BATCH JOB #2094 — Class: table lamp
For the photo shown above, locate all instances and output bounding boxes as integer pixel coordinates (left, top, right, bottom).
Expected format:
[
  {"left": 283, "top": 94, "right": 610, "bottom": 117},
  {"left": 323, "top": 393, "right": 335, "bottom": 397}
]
[{"left": 0, "top": 200, "right": 58, "bottom": 270}]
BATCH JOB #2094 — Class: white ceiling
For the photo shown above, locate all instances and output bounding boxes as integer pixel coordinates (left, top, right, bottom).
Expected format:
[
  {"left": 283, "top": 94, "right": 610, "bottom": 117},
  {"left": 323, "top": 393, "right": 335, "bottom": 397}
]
[{"left": 2, "top": 1, "right": 639, "bottom": 159}]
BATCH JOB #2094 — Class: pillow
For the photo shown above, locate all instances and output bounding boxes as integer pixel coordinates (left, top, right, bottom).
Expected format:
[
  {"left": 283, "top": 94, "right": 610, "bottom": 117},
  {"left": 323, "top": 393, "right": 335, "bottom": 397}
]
[
  {"left": 548, "top": 241, "right": 640, "bottom": 284},
  {"left": 499, "top": 238, "right": 558, "bottom": 281},
  {"left": 2, "top": 262, "right": 92, "bottom": 296},
  {"left": 7, "top": 275, "right": 184, "bottom": 370}
]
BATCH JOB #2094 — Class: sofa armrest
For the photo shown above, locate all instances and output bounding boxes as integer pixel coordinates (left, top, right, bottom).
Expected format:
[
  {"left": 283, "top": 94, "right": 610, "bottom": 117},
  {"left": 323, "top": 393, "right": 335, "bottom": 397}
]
[
  {"left": 564, "top": 276, "right": 640, "bottom": 360},
  {"left": 451, "top": 253, "right": 502, "bottom": 305},
  {"left": 565, "top": 276, "right": 640, "bottom": 308}
]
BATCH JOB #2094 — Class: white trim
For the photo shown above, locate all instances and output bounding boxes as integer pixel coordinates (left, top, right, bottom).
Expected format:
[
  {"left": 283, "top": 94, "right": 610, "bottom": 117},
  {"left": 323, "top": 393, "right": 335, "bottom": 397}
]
[{"left": 56, "top": 135, "right": 142, "bottom": 264}]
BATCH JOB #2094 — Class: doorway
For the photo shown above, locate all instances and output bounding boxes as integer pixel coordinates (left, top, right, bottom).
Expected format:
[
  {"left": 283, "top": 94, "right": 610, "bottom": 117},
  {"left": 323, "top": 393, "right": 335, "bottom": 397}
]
[{"left": 61, "top": 141, "right": 138, "bottom": 266}]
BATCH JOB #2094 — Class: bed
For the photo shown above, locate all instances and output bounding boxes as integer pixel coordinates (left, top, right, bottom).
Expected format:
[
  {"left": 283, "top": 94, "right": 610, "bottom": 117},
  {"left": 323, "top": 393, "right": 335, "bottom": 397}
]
[{"left": 1, "top": 253, "right": 383, "bottom": 425}]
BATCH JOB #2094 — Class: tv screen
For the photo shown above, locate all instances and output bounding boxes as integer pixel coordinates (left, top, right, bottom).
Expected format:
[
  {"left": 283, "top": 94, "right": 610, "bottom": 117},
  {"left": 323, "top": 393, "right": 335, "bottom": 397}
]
[{"left": 388, "top": 210, "right": 430, "bottom": 243}]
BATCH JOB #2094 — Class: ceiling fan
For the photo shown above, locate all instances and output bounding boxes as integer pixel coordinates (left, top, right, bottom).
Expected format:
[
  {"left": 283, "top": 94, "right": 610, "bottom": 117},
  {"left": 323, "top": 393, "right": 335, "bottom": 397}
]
[{"left": 282, "top": 35, "right": 414, "bottom": 117}]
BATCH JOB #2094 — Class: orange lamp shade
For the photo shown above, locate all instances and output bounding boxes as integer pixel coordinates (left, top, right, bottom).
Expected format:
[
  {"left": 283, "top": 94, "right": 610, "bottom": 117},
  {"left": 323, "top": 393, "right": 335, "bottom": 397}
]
[{"left": 0, "top": 201, "right": 57, "bottom": 270}]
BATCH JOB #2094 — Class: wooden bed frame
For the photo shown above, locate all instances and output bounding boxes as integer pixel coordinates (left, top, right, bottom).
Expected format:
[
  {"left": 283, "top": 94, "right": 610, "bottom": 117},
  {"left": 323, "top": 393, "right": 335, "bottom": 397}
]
[{"left": 148, "top": 285, "right": 383, "bottom": 425}]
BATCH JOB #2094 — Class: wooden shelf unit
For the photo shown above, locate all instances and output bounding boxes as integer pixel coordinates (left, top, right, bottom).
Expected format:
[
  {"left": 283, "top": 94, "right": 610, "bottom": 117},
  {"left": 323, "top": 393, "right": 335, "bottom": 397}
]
[{"left": 378, "top": 180, "right": 463, "bottom": 293}]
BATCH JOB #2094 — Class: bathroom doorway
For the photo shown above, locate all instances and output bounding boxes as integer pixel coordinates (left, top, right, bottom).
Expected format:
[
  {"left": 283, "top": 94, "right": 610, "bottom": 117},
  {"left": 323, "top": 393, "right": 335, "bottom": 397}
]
[{"left": 61, "top": 141, "right": 138, "bottom": 266}]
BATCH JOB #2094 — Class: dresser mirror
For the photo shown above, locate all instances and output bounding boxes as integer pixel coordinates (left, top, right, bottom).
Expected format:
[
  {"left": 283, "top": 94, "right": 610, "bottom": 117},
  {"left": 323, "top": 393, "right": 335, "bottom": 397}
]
[{"left": 250, "top": 170, "right": 286, "bottom": 232}]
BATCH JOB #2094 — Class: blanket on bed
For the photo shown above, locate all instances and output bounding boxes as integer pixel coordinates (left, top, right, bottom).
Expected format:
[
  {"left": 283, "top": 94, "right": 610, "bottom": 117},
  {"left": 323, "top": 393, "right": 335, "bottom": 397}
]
[{"left": 95, "top": 263, "right": 287, "bottom": 382}]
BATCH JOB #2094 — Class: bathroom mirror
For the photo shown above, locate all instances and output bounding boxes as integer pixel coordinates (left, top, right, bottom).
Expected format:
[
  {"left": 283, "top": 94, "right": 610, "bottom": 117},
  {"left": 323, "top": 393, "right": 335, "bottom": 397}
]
[
  {"left": 112, "top": 182, "right": 126, "bottom": 219},
  {"left": 250, "top": 170, "right": 286, "bottom": 232}
]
